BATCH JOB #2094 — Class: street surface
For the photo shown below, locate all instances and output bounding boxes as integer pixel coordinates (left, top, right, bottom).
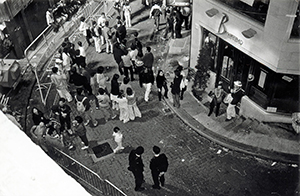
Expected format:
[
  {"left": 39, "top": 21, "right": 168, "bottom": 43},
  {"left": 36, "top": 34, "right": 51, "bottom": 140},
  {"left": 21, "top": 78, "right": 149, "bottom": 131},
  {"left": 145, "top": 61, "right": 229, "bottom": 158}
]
[{"left": 54, "top": 1, "right": 299, "bottom": 196}]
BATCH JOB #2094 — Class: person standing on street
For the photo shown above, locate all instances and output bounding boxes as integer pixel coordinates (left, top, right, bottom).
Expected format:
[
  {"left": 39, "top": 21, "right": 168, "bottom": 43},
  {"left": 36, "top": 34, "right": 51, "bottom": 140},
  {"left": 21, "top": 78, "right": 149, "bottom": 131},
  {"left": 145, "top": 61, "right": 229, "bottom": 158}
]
[
  {"left": 149, "top": 2, "right": 162, "bottom": 31},
  {"left": 171, "top": 69, "right": 182, "bottom": 108},
  {"left": 156, "top": 70, "right": 168, "bottom": 101},
  {"left": 116, "top": 21, "right": 127, "bottom": 43},
  {"left": 75, "top": 88, "right": 98, "bottom": 127},
  {"left": 225, "top": 81, "right": 244, "bottom": 121},
  {"left": 142, "top": 46, "right": 154, "bottom": 71},
  {"left": 79, "top": 16, "right": 91, "bottom": 45},
  {"left": 91, "top": 21, "right": 102, "bottom": 53},
  {"left": 73, "top": 116, "right": 89, "bottom": 150},
  {"left": 150, "top": 146, "right": 169, "bottom": 189},
  {"left": 50, "top": 67, "right": 73, "bottom": 102},
  {"left": 128, "top": 146, "right": 145, "bottom": 191},
  {"left": 51, "top": 98, "right": 72, "bottom": 135},
  {"left": 102, "top": 21, "right": 114, "bottom": 54},
  {"left": 208, "top": 81, "right": 225, "bottom": 117},
  {"left": 112, "top": 126, "right": 124, "bottom": 153},
  {"left": 123, "top": 1, "right": 132, "bottom": 28},
  {"left": 139, "top": 67, "right": 154, "bottom": 102}
]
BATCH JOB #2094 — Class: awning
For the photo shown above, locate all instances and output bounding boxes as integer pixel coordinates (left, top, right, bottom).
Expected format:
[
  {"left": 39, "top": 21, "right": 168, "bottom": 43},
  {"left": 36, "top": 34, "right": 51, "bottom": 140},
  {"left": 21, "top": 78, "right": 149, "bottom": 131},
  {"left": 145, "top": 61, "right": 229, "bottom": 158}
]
[
  {"left": 0, "top": 0, "right": 32, "bottom": 23},
  {"left": 166, "top": 0, "right": 191, "bottom": 6}
]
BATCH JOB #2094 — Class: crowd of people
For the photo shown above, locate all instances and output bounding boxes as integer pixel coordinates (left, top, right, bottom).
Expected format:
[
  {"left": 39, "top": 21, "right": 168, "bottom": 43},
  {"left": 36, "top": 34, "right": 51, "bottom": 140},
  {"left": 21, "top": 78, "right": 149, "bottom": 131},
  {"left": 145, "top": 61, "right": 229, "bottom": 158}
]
[{"left": 30, "top": 1, "right": 190, "bottom": 154}]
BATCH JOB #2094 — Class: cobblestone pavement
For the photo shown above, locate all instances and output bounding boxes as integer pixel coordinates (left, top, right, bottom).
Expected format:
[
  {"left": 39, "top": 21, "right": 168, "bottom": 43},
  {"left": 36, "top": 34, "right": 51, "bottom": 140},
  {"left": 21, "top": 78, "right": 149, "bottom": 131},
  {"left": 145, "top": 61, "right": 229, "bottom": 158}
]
[{"left": 48, "top": 1, "right": 299, "bottom": 196}]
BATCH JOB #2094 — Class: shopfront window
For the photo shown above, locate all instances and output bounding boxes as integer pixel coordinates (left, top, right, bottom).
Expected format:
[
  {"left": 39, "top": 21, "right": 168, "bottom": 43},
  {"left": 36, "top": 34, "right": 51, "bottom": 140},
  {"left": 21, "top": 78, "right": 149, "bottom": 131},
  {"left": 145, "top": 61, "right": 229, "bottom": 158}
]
[
  {"left": 217, "top": 0, "right": 269, "bottom": 24},
  {"left": 221, "top": 44, "right": 234, "bottom": 80},
  {"left": 290, "top": 4, "right": 300, "bottom": 38}
]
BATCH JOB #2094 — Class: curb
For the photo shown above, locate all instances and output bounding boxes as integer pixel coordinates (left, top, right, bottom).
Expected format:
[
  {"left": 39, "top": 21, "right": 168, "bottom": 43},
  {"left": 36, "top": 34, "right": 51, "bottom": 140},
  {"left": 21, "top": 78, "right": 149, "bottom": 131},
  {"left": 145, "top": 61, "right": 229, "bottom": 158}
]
[{"left": 164, "top": 90, "right": 299, "bottom": 164}]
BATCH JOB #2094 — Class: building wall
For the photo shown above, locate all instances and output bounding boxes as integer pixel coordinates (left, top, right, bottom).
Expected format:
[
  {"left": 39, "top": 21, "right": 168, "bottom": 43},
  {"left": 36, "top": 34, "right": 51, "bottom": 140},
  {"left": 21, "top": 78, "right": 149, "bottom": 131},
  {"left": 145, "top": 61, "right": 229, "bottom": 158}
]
[{"left": 190, "top": 0, "right": 299, "bottom": 75}]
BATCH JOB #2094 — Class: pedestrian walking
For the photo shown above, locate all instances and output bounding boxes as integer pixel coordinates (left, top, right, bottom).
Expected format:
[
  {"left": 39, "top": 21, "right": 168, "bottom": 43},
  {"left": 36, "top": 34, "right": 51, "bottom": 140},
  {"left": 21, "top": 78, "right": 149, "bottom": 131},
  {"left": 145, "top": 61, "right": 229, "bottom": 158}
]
[
  {"left": 128, "top": 146, "right": 145, "bottom": 191},
  {"left": 149, "top": 2, "right": 162, "bottom": 31},
  {"left": 139, "top": 67, "right": 155, "bottom": 102},
  {"left": 75, "top": 88, "right": 98, "bottom": 127},
  {"left": 171, "top": 69, "right": 182, "bottom": 108},
  {"left": 123, "top": 1, "right": 132, "bottom": 28},
  {"left": 110, "top": 73, "right": 121, "bottom": 110},
  {"left": 116, "top": 91, "right": 130, "bottom": 123},
  {"left": 91, "top": 21, "right": 102, "bottom": 53},
  {"left": 208, "top": 81, "right": 225, "bottom": 117},
  {"left": 156, "top": 70, "right": 168, "bottom": 101},
  {"left": 126, "top": 87, "right": 142, "bottom": 120},
  {"left": 112, "top": 126, "right": 124, "bottom": 153},
  {"left": 150, "top": 146, "right": 169, "bottom": 189},
  {"left": 225, "top": 81, "right": 244, "bottom": 121},
  {"left": 73, "top": 116, "right": 89, "bottom": 150},
  {"left": 62, "top": 47, "right": 72, "bottom": 72},
  {"left": 97, "top": 88, "right": 116, "bottom": 122},
  {"left": 50, "top": 67, "right": 73, "bottom": 102},
  {"left": 142, "top": 46, "right": 154, "bottom": 71}
]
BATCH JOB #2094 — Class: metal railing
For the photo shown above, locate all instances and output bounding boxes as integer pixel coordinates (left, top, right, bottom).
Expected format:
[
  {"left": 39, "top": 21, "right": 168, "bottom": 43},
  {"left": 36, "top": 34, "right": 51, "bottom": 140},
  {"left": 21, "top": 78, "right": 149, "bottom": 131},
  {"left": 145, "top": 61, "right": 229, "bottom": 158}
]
[
  {"left": 24, "top": 25, "right": 52, "bottom": 65},
  {"left": 23, "top": 1, "right": 104, "bottom": 106},
  {"left": 53, "top": 147, "right": 127, "bottom": 196}
]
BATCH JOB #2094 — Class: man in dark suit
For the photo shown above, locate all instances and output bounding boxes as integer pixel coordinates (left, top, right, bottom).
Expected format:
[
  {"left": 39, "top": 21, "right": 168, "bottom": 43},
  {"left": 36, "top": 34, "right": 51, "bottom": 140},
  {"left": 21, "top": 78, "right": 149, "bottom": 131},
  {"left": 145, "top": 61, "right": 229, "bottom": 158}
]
[
  {"left": 149, "top": 146, "right": 169, "bottom": 189},
  {"left": 128, "top": 146, "right": 145, "bottom": 191}
]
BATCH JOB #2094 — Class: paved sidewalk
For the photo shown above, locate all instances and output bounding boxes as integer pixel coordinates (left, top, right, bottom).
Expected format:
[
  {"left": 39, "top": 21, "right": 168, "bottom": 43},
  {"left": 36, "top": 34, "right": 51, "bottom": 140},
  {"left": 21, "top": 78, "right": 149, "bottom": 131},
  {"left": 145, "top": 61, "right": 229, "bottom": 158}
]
[{"left": 163, "top": 35, "right": 300, "bottom": 164}]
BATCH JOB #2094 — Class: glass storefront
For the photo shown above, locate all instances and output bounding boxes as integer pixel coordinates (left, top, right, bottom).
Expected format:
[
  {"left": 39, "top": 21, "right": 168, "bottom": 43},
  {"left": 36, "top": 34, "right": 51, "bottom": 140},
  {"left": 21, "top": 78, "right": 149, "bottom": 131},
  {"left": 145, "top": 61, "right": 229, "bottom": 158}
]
[{"left": 200, "top": 27, "right": 299, "bottom": 113}]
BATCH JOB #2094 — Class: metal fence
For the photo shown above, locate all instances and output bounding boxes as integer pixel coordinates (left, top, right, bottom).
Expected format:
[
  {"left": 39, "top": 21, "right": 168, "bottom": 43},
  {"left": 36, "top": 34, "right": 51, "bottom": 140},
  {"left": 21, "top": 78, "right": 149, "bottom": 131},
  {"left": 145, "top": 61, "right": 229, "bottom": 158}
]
[{"left": 52, "top": 147, "right": 127, "bottom": 196}]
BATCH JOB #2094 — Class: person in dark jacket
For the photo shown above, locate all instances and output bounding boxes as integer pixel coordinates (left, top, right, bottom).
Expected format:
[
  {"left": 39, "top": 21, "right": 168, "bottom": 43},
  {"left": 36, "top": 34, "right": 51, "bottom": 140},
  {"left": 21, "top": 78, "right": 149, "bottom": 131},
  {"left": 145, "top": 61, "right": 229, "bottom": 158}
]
[
  {"left": 128, "top": 146, "right": 145, "bottom": 191},
  {"left": 139, "top": 67, "right": 154, "bottom": 102},
  {"left": 133, "top": 32, "right": 143, "bottom": 57},
  {"left": 113, "top": 43, "right": 127, "bottom": 75},
  {"left": 150, "top": 146, "right": 169, "bottom": 189},
  {"left": 75, "top": 88, "right": 98, "bottom": 127},
  {"left": 73, "top": 116, "right": 89, "bottom": 150},
  {"left": 156, "top": 70, "right": 168, "bottom": 101},
  {"left": 171, "top": 69, "right": 182, "bottom": 108},
  {"left": 69, "top": 67, "right": 93, "bottom": 95},
  {"left": 116, "top": 21, "right": 127, "bottom": 43},
  {"left": 142, "top": 46, "right": 154, "bottom": 70},
  {"left": 110, "top": 73, "right": 120, "bottom": 110},
  {"left": 51, "top": 98, "right": 72, "bottom": 134},
  {"left": 32, "top": 107, "right": 50, "bottom": 126},
  {"left": 225, "top": 81, "right": 244, "bottom": 121},
  {"left": 174, "top": 7, "right": 183, "bottom": 38}
]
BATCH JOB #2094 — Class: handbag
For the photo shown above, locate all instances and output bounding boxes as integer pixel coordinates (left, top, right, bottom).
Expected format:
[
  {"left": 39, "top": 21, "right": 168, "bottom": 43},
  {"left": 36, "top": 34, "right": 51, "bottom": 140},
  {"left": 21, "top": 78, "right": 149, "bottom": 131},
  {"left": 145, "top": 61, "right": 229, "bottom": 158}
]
[{"left": 223, "top": 93, "right": 233, "bottom": 104}]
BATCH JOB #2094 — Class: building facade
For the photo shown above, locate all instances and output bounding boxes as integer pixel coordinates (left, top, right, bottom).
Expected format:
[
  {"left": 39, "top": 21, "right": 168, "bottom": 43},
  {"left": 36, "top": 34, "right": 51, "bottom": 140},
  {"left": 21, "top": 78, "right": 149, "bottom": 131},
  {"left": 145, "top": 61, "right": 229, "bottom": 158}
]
[
  {"left": 0, "top": 0, "right": 56, "bottom": 59},
  {"left": 190, "top": 0, "right": 299, "bottom": 122}
]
